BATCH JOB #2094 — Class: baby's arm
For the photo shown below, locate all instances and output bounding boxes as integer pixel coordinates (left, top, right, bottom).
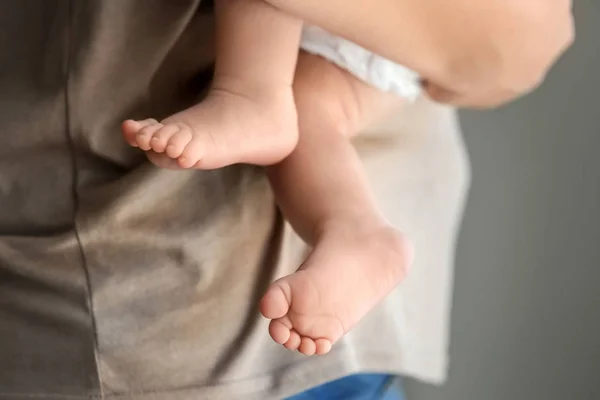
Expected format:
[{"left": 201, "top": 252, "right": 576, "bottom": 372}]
[{"left": 265, "top": 0, "right": 573, "bottom": 107}]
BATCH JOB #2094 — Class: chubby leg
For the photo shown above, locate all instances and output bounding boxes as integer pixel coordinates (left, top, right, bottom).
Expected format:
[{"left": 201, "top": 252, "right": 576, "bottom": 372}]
[
  {"left": 122, "top": 0, "right": 302, "bottom": 169},
  {"left": 259, "top": 53, "right": 413, "bottom": 355}
]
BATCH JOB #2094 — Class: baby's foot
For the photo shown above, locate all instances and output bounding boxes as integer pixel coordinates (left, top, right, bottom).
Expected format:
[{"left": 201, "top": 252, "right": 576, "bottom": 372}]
[
  {"left": 259, "top": 222, "right": 412, "bottom": 355},
  {"left": 122, "top": 83, "right": 298, "bottom": 169}
]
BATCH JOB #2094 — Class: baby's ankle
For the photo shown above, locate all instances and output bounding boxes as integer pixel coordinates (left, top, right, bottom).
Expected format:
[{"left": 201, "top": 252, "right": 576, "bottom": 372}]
[
  {"left": 315, "top": 213, "right": 389, "bottom": 239},
  {"left": 212, "top": 74, "right": 293, "bottom": 103}
]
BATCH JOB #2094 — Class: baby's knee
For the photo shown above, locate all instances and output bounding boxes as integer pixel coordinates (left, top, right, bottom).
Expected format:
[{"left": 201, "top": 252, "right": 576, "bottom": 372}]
[
  {"left": 293, "top": 53, "right": 365, "bottom": 137},
  {"left": 295, "top": 52, "right": 404, "bottom": 138}
]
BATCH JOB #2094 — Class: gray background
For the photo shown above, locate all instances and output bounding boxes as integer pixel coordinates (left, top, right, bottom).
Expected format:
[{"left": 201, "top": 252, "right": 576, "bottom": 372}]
[{"left": 405, "top": 1, "right": 600, "bottom": 400}]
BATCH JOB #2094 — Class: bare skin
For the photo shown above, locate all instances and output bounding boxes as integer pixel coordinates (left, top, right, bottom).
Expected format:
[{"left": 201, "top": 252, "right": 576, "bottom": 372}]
[
  {"left": 265, "top": 0, "right": 574, "bottom": 107},
  {"left": 259, "top": 54, "right": 412, "bottom": 355},
  {"left": 123, "top": 48, "right": 412, "bottom": 355},
  {"left": 123, "top": 0, "right": 575, "bottom": 165},
  {"left": 123, "top": 0, "right": 301, "bottom": 169},
  {"left": 121, "top": 0, "right": 573, "bottom": 355},
  {"left": 122, "top": 83, "right": 297, "bottom": 169}
]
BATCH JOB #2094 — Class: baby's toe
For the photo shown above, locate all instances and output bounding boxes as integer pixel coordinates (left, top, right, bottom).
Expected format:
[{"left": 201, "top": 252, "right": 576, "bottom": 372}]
[
  {"left": 122, "top": 119, "right": 157, "bottom": 146},
  {"left": 135, "top": 118, "right": 159, "bottom": 127},
  {"left": 149, "top": 124, "right": 180, "bottom": 153},
  {"left": 260, "top": 280, "right": 292, "bottom": 320},
  {"left": 178, "top": 139, "right": 205, "bottom": 169},
  {"left": 298, "top": 337, "right": 316, "bottom": 356},
  {"left": 315, "top": 338, "right": 332, "bottom": 355},
  {"left": 269, "top": 318, "right": 292, "bottom": 345},
  {"left": 136, "top": 123, "right": 163, "bottom": 151},
  {"left": 121, "top": 121, "right": 141, "bottom": 146},
  {"left": 165, "top": 129, "right": 193, "bottom": 159},
  {"left": 284, "top": 330, "right": 301, "bottom": 351}
]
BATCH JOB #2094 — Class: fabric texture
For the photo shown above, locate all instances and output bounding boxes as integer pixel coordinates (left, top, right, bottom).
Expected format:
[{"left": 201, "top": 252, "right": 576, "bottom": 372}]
[
  {"left": 0, "top": 1, "right": 470, "bottom": 399},
  {"left": 301, "top": 25, "right": 422, "bottom": 100}
]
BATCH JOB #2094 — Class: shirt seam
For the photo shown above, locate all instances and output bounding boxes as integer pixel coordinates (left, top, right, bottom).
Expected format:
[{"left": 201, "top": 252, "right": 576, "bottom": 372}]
[{"left": 63, "top": 0, "right": 104, "bottom": 398}]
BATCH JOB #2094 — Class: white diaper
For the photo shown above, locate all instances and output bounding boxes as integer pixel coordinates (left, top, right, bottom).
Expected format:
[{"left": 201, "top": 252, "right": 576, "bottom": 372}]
[{"left": 300, "top": 25, "right": 422, "bottom": 101}]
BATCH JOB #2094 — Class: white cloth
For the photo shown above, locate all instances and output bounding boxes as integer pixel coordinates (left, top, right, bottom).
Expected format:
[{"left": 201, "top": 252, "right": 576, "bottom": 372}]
[{"left": 301, "top": 25, "right": 422, "bottom": 101}]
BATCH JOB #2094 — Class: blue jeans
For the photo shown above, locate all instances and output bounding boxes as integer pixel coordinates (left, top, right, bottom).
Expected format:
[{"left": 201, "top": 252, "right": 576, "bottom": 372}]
[{"left": 286, "top": 374, "right": 405, "bottom": 400}]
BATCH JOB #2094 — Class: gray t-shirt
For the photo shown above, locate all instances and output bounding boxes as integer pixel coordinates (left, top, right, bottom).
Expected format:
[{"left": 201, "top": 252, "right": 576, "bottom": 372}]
[{"left": 0, "top": 1, "right": 469, "bottom": 399}]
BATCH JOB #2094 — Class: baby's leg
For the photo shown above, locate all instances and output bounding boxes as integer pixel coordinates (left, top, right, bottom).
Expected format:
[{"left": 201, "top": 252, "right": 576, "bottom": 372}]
[
  {"left": 122, "top": 0, "right": 301, "bottom": 169},
  {"left": 259, "top": 53, "right": 412, "bottom": 355}
]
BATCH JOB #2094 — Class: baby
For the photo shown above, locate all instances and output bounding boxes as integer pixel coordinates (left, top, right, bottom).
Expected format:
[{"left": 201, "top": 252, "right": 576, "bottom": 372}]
[{"left": 122, "top": 0, "right": 421, "bottom": 356}]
